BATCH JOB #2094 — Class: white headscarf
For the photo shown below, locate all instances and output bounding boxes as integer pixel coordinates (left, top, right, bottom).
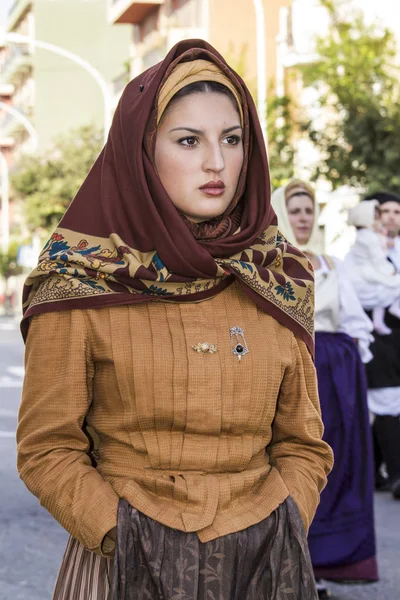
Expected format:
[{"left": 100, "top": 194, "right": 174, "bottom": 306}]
[{"left": 271, "top": 179, "right": 324, "bottom": 256}]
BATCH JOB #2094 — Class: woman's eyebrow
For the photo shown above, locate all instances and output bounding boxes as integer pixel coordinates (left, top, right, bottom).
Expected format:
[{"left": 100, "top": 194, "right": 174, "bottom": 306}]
[
  {"left": 168, "top": 125, "right": 242, "bottom": 134},
  {"left": 168, "top": 127, "right": 203, "bottom": 134},
  {"left": 222, "top": 125, "right": 242, "bottom": 134}
]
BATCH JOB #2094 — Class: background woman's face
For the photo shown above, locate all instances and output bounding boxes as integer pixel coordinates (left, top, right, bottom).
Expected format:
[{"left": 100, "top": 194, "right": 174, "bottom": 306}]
[
  {"left": 154, "top": 92, "right": 244, "bottom": 223},
  {"left": 286, "top": 194, "right": 315, "bottom": 245}
]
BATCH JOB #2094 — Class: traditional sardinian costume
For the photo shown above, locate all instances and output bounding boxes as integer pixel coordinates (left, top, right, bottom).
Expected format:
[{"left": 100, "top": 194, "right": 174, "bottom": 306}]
[
  {"left": 346, "top": 200, "right": 400, "bottom": 318},
  {"left": 345, "top": 192, "right": 400, "bottom": 494},
  {"left": 17, "top": 41, "right": 333, "bottom": 599},
  {"left": 272, "top": 181, "right": 378, "bottom": 583}
]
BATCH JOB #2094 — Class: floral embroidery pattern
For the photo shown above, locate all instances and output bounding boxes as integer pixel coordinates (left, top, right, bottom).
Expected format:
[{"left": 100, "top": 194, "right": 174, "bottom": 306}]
[
  {"left": 147, "top": 285, "right": 173, "bottom": 296},
  {"left": 24, "top": 224, "right": 314, "bottom": 341},
  {"left": 151, "top": 253, "right": 169, "bottom": 283},
  {"left": 275, "top": 281, "right": 296, "bottom": 301},
  {"left": 238, "top": 260, "right": 254, "bottom": 273}
]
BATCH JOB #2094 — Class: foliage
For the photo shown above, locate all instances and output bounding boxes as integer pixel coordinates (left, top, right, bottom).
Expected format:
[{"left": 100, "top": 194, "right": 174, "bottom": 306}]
[
  {"left": 299, "top": 0, "right": 400, "bottom": 194},
  {"left": 267, "top": 89, "right": 295, "bottom": 190},
  {"left": 0, "top": 240, "right": 23, "bottom": 280},
  {"left": 225, "top": 43, "right": 295, "bottom": 190},
  {"left": 12, "top": 124, "right": 103, "bottom": 233}
]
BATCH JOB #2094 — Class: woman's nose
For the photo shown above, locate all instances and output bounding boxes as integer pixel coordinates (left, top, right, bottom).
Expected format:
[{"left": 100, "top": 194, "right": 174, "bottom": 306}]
[{"left": 203, "top": 144, "right": 225, "bottom": 173}]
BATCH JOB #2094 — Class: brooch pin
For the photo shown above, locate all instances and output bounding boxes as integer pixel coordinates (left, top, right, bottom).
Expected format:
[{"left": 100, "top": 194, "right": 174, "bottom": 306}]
[
  {"left": 230, "top": 326, "right": 249, "bottom": 361},
  {"left": 192, "top": 342, "right": 218, "bottom": 354}
]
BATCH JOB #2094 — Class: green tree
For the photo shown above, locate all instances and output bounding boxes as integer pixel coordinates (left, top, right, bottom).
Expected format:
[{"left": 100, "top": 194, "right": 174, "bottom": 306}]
[
  {"left": 267, "top": 89, "right": 295, "bottom": 190},
  {"left": 12, "top": 124, "right": 103, "bottom": 233},
  {"left": 299, "top": 0, "right": 400, "bottom": 194},
  {"left": 0, "top": 241, "right": 23, "bottom": 280},
  {"left": 225, "top": 43, "right": 295, "bottom": 190}
]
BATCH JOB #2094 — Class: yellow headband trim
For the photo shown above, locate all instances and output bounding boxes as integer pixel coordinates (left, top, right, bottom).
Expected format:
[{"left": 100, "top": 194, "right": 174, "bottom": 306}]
[{"left": 157, "top": 59, "right": 243, "bottom": 126}]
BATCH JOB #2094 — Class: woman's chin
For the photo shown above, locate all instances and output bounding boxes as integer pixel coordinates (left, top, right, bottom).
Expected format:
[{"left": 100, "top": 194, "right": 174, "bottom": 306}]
[
  {"left": 296, "top": 236, "right": 311, "bottom": 245},
  {"left": 185, "top": 211, "right": 226, "bottom": 223}
]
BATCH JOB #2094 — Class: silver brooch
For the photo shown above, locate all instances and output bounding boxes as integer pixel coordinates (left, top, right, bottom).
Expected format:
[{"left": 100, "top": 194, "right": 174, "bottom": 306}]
[{"left": 230, "top": 326, "right": 249, "bottom": 361}]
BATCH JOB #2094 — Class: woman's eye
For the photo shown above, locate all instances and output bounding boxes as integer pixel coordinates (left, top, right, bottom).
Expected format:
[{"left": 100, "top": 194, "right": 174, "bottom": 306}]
[
  {"left": 179, "top": 136, "right": 198, "bottom": 147},
  {"left": 223, "top": 135, "right": 241, "bottom": 145}
]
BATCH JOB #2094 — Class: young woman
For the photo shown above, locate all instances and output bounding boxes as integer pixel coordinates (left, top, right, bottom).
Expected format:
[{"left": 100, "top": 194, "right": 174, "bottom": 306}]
[
  {"left": 272, "top": 180, "right": 378, "bottom": 598},
  {"left": 17, "top": 41, "right": 332, "bottom": 600}
]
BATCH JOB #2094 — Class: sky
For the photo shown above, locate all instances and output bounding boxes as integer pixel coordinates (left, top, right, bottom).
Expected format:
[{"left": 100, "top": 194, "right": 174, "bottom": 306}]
[{"left": 0, "top": 0, "right": 14, "bottom": 28}]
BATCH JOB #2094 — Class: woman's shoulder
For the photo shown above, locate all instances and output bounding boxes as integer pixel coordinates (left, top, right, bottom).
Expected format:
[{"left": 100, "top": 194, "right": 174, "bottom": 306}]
[
  {"left": 26, "top": 308, "right": 90, "bottom": 340},
  {"left": 317, "top": 254, "right": 340, "bottom": 270}
]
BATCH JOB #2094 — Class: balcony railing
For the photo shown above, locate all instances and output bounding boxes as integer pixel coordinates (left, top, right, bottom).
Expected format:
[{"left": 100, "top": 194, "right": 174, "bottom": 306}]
[
  {"left": 0, "top": 111, "right": 20, "bottom": 135},
  {"left": 0, "top": 44, "right": 32, "bottom": 85},
  {"left": 0, "top": 104, "right": 33, "bottom": 140}
]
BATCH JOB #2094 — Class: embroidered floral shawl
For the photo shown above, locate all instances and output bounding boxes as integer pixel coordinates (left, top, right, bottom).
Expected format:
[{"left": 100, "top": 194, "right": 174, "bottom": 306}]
[{"left": 21, "top": 39, "right": 315, "bottom": 353}]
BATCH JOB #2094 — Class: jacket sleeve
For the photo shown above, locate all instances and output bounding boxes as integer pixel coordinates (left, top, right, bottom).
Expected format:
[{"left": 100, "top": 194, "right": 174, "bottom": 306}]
[
  {"left": 17, "top": 310, "right": 119, "bottom": 554},
  {"left": 268, "top": 334, "right": 333, "bottom": 532}
]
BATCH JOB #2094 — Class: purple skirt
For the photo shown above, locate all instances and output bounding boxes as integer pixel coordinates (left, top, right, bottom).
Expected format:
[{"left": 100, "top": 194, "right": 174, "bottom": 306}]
[{"left": 308, "top": 332, "right": 378, "bottom": 582}]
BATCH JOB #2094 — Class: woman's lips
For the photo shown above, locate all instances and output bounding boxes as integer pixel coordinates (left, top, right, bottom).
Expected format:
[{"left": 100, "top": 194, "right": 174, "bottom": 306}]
[
  {"left": 199, "top": 181, "right": 225, "bottom": 196},
  {"left": 200, "top": 187, "right": 225, "bottom": 196}
]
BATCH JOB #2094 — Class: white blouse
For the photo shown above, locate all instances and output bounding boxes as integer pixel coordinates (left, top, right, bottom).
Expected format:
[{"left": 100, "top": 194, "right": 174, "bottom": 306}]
[
  {"left": 344, "top": 232, "right": 400, "bottom": 309},
  {"left": 314, "top": 256, "right": 373, "bottom": 363},
  {"left": 387, "top": 238, "right": 400, "bottom": 271}
]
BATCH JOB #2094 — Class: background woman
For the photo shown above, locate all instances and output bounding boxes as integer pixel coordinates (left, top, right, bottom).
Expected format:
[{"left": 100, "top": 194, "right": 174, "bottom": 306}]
[
  {"left": 272, "top": 180, "right": 378, "bottom": 598},
  {"left": 17, "top": 41, "right": 332, "bottom": 600}
]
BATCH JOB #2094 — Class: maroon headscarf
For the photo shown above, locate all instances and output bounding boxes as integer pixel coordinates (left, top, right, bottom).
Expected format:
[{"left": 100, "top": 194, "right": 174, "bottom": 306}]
[{"left": 22, "top": 39, "right": 315, "bottom": 352}]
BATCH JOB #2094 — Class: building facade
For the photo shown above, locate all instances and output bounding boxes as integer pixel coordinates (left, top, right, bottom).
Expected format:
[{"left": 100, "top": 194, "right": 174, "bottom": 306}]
[
  {"left": 109, "top": 0, "right": 290, "bottom": 95},
  {"left": 279, "top": 0, "right": 400, "bottom": 257},
  {"left": 0, "top": 0, "right": 132, "bottom": 159}
]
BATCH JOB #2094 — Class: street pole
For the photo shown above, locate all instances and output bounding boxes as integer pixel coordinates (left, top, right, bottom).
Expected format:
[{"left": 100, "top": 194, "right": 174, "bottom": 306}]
[
  {"left": 4, "top": 32, "right": 113, "bottom": 143},
  {"left": 0, "top": 152, "right": 9, "bottom": 253},
  {"left": 252, "top": 0, "right": 268, "bottom": 144}
]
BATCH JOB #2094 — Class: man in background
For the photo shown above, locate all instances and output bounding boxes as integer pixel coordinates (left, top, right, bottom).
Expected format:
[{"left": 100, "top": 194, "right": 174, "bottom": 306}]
[{"left": 364, "top": 192, "right": 400, "bottom": 499}]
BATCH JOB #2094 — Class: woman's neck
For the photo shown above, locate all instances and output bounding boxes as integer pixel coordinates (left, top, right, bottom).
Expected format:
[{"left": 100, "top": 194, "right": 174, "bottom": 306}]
[{"left": 304, "top": 251, "right": 321, "bottom": 271}]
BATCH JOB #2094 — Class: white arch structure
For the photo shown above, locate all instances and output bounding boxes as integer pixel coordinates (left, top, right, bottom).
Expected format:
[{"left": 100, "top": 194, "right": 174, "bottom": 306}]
[
  {"left": 4, "top": 32, "right": 113, "bottom": 143},
  {"left": 0, "top": 32, "right": 114, "bottom": 251}
]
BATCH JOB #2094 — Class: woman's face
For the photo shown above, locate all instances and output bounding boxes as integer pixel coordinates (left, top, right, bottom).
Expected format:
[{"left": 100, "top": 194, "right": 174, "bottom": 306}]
[
  {"left": 286, "top": 194, "right": 315, "bottom": 245},
  {"left": 154, "top": 92, "right": 244, "bottom": 223}
]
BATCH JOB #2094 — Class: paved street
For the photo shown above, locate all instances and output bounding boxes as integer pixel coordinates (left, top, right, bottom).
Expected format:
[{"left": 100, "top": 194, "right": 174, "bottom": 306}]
[
  {"left": 0, "top": 315, "right": 68, "bottom": 600},
  {"left": 0, "top": 314, "right": 399, "bottom": 599}
]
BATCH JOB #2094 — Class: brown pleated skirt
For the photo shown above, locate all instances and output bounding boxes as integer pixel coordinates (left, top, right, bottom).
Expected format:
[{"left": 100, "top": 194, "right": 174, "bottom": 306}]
[
  {"left": 52, "top": 534, "right": 112, "bottom": 600},
  {"left": 53, "top": 497, "right": 317, "bottom": 600}
]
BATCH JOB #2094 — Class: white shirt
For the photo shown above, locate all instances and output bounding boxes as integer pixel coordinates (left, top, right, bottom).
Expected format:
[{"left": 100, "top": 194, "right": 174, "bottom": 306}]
[
  {"left": 344, "top": 232, "right": 400, "bottom": 310},
  {"left": 314, "top": 256, "right": 373, "bottom": 363}
]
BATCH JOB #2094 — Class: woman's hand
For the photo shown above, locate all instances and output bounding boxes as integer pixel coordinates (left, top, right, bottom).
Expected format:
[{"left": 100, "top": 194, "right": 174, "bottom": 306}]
[{"left": 101, "top": 526, "right": 117, "bottom": 557}]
